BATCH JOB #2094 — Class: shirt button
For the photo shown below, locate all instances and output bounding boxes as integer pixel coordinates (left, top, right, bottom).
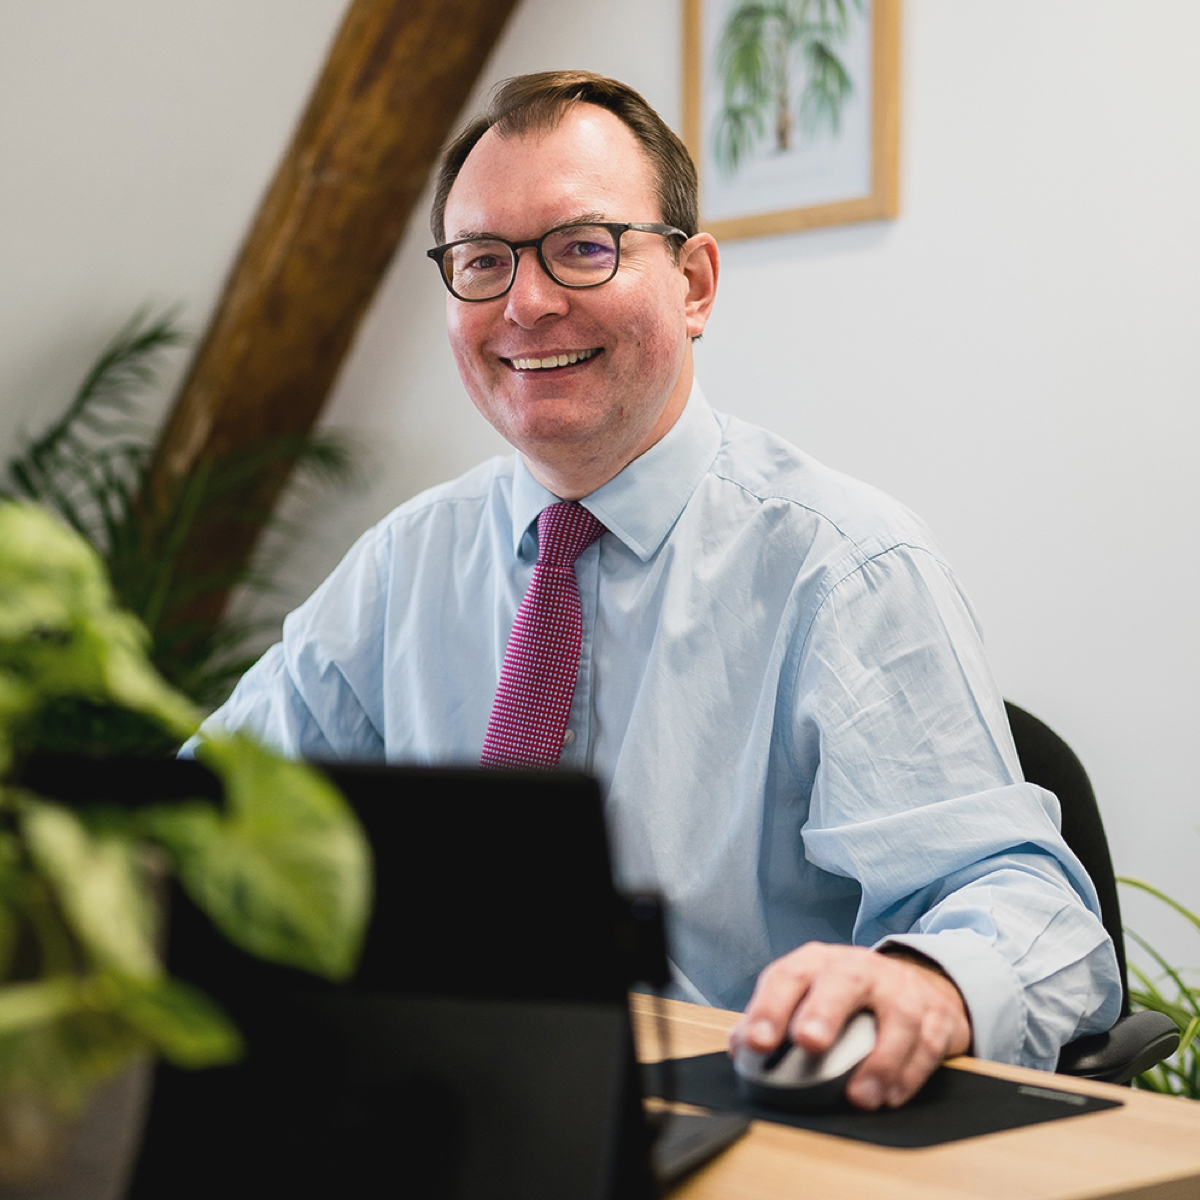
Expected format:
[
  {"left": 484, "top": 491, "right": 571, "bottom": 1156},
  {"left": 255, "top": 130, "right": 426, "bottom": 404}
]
[{"left": 562, "top": 729, "right": 575, "bottom": 746}]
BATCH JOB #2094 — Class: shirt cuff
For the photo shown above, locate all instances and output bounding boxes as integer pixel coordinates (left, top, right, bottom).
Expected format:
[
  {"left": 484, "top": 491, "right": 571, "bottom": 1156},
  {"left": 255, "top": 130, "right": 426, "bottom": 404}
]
[{"left": 874, "top": 931, "right": 1026, "bottom": 1065}]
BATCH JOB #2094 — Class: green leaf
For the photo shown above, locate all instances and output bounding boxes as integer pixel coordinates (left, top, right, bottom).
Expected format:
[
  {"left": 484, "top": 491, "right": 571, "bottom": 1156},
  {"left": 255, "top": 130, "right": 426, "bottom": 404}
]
[
  {"left": 144, "top": 733, "right": 371, "bottom": 981},
  {"left": 0, "top": 844, "right": 19, "bottom": 980},
  {"left": 20, "top": 800, "right": 161, "bottom": 983},
  {"left": 0, "top": 501, "right": 203, "bottom": 745},
  {"left": 1120, "top": 875, "right": 1200, "bottom": 1098},
  {"left": 0, "top": 979, "right": 82, "bottom": 1037},
  {"left": 0, "top": 504, "right": 109, "bottom": 641},
  {"left": 107, "top": 976, "right": 242, "bottom": 1069},
  {"left": 81, "top": 612, "right": 202, "bottom": 740},
  {"left": 1126, "top": 928, "right": 1200, "bottom": 1019},
  {"left": 1118, "top": 876, "right": 1200, "bottom": 936}
]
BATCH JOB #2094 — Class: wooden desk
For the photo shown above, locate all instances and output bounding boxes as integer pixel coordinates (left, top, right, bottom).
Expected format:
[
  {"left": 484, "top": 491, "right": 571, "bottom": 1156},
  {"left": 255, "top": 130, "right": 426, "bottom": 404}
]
[{"left": 630, "top": 995, "right": 1200, "bottom": 1200}]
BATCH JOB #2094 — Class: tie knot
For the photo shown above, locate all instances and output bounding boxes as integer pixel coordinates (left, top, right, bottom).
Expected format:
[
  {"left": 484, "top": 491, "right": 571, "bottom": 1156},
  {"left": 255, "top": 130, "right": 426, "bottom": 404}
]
[{"left": 536, "top": 503, "right": 605, "bottom": 568}]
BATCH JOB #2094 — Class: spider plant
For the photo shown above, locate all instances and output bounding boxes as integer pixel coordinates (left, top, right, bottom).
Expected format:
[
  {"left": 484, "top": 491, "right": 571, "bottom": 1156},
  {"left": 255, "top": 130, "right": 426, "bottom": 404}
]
[
  {"left": 1118, "top": 876, "right": 1200, "bottom": 1098},
  {"left": 1, "top": 309, "right": 356, "bottom": 754}
]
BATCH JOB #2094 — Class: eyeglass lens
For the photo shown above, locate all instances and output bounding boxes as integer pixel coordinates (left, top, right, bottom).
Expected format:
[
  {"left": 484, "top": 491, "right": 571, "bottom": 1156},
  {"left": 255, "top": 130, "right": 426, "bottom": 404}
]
[{"left": 441, "top": 225, "right": 619, "bottom": 300}]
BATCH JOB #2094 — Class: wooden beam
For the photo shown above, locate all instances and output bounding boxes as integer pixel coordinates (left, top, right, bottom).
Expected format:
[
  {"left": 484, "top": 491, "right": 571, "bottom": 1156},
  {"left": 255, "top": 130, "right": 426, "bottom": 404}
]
[{"left": 147, "top": 0, "right": 520, "bottom": 625}]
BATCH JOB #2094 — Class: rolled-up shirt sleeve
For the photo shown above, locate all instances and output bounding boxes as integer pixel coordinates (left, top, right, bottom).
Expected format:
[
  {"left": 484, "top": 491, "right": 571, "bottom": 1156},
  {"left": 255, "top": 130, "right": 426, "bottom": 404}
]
[{"left": 793, "top": 541, "right": 1122, "bottom": 1069}]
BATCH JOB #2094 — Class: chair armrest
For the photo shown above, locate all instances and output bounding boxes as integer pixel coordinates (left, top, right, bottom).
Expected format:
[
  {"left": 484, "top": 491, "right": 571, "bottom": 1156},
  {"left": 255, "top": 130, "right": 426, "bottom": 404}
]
[{"left": 1056, "top": 1011, "right": 1181, "bottom": 1085}]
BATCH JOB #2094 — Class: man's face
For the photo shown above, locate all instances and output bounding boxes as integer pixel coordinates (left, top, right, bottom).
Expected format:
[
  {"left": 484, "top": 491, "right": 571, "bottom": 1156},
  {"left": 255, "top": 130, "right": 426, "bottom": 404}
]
[{"left": 440, "top": 104, "right": 713, "bottom": 496}]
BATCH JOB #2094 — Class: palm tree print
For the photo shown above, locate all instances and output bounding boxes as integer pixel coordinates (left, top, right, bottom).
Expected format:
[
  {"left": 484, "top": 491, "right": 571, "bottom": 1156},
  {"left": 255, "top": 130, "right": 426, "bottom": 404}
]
[{"left": 713, "top": 0, "right": 864, "bottom": 177}]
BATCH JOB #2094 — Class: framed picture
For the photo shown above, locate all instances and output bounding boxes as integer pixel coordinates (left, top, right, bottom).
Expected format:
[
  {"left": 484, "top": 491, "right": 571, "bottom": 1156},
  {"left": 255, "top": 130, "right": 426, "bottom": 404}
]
[{"left": 682, "top": 0, "right": 901, "bottom": 240}]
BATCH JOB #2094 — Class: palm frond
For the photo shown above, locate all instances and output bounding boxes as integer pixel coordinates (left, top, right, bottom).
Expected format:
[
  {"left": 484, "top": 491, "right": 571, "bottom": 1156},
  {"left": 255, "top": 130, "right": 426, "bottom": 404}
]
[
  {"left": 791, "top": 0, "right": 860, "bottom": 40},
  {"left": 713, "top": 104, "right": 768, "bottom": 176},
  {"left": 1, "top": 309, "right": 183, "bottom": 536},
  {"left": 800, "top": 38, "right": 854, "bottom": 136},
  {"left": 3, "top": 309, "right": 360, "bottom": 751},
  {"left": 711, "top": 0, "right": 860, "bottom": 175}
]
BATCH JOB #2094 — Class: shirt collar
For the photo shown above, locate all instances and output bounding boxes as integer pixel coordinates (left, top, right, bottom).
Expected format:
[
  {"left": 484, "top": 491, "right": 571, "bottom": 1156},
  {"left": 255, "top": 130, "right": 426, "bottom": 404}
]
[{"left": 510, "top": 382, "right": 722, "bottom": 562}]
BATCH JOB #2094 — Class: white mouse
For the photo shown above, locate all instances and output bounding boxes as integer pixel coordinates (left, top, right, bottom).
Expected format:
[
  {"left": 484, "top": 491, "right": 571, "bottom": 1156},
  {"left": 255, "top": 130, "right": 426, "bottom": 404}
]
[{"left": 732, "top": 1011, "right": 878, "bottom": 1111}]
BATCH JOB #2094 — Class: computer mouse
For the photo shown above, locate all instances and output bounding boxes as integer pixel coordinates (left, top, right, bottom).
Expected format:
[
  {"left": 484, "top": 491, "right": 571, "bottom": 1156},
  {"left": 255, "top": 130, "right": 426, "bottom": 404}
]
[{"left": 732, "top": 1010, "right": 878, "bottom": 1111}]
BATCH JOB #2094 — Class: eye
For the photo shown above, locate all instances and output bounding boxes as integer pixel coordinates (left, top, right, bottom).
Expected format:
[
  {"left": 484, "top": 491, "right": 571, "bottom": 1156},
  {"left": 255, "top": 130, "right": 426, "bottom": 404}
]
[
  {"left": 547, "top": 227, "right": 617, "bottom": 275},
  {"left": 466, "top": 253, "right": 501, "bottom": 271},
  {"left": 562, "top": 238, "right": 610, "bottom": 260},
  {"left": 451, "top": 241, "right": 512, "bottom": 277}
]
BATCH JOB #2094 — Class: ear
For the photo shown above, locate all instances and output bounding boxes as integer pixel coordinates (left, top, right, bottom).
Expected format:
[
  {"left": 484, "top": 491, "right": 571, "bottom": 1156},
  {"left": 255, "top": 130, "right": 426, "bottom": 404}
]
[{"left": 679, "top": 233, "right": 719, "bottom": 339}]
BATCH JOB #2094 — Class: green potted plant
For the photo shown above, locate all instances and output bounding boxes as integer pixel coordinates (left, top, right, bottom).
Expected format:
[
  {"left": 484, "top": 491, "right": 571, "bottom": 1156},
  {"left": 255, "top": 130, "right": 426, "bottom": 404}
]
[
  {"left": 1, "top": 309, "right": 356, "bottom": 755},
  {"left": 0, "top": 500, "right": 371, "bottom": 1189},
  {"left": 1119, "top": 876, "right": 1200, "bottom": 1098}
]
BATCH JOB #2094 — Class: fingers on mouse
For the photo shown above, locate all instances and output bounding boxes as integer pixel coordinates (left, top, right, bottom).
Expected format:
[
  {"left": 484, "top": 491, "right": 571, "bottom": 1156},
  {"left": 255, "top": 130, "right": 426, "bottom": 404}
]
[{"left": 732, "top": 1011, "right": 878, "bottom": 1112}]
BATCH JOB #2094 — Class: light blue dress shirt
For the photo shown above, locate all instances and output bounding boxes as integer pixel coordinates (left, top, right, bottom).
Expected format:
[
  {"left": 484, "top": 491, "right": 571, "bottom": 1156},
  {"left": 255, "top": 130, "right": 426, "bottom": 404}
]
[{"left": 200, "top": 384, "right": 1121, "bottom": 1070}]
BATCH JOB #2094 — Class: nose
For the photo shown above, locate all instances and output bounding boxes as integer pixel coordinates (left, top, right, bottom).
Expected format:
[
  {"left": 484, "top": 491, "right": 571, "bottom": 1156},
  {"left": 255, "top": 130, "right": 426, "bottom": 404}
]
[{"left": 503, "top": 246, "right": 569, "bottom": 327}]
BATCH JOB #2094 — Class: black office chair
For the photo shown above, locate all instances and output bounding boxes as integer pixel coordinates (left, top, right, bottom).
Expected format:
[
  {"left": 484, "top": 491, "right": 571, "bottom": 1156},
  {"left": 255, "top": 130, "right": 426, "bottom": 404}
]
[{"left": 1004, "top": 701, "right": 1179, "bottom": 1084}]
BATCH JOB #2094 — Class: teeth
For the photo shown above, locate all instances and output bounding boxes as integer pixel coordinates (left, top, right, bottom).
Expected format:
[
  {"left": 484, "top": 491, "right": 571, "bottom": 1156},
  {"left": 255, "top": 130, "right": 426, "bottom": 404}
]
[{"left": 510, "top": 348, "right": 598, "bottom": 370}]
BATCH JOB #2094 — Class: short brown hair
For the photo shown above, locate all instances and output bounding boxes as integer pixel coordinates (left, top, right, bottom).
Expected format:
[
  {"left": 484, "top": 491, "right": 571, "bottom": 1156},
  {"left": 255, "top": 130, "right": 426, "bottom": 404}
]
[{"left": 430, "top": 71, "right": 698, "bottom": 245}]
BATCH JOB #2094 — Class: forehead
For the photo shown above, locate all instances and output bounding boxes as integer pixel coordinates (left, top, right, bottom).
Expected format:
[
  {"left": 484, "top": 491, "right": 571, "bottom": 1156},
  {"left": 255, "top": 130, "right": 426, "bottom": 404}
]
[{"left": 443, "top": 104, "right": 660, "bottom": 240}]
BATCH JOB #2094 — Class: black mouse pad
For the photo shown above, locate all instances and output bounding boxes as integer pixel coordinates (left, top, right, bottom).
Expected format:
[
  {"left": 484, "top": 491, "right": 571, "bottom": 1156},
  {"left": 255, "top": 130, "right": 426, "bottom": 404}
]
[{"left": 641, "top": 1053, "right": 1121, "bottom": 1148}]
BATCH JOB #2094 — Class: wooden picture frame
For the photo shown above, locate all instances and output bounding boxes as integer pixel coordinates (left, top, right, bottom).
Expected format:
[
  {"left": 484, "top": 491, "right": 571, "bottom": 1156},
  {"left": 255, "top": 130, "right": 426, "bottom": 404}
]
[{"left": 682, "top": 0, "right": 901, "bottom": 240}]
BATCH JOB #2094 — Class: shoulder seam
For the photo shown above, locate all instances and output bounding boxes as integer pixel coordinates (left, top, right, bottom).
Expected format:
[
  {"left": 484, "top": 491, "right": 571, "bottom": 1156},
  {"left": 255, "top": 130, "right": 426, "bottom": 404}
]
[
  {"left": 375, "top": 458, "right": 512, "bottom": 530},
  {"left": 705, "top": 461, "right": 928, "bottom": 564}
]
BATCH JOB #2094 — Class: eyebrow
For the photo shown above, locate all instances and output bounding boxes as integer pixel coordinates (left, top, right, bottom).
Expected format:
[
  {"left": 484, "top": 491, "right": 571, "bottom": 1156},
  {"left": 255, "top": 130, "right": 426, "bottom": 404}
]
[{"left": 449, "top": 212, "right": 610, "bottom": 241}]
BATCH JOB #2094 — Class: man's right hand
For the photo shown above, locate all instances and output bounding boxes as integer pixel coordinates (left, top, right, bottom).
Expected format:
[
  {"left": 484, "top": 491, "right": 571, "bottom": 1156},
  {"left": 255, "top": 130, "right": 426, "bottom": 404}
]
[{"left": 728, "top": 942, "right": 972, "bottom": 1110}]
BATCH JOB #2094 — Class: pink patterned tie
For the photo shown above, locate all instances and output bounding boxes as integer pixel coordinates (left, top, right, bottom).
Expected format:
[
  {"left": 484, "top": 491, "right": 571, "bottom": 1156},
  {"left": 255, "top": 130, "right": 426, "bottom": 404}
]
[{"left": 480, "top": 502, "right": 606, "bottom": 769}]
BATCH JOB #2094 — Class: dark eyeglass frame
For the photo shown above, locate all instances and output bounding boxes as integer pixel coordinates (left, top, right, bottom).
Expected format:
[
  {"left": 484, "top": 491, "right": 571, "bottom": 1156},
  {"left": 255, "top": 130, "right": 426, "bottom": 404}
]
[{"left": 426, "top": 221, "right": 688, "bottom": 302}]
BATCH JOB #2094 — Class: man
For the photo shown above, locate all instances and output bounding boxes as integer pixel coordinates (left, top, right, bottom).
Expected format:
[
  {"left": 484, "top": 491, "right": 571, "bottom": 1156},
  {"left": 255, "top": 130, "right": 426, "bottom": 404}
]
[{"left": 202, "top": 71, "right": 1120, "bottom": 1110}]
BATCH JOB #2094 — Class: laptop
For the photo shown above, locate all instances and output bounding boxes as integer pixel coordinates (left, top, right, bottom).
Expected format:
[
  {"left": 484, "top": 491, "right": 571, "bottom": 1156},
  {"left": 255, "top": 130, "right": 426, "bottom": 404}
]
[{"left": 24, "top": 755, "right": 747, "bottom": 1198}]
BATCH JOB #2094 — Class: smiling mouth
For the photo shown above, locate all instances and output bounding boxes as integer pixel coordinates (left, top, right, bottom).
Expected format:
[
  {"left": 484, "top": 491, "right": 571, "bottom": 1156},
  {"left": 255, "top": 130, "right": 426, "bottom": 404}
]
[{"left": 505, "top": 348, "right": 601, "bottom": 371}]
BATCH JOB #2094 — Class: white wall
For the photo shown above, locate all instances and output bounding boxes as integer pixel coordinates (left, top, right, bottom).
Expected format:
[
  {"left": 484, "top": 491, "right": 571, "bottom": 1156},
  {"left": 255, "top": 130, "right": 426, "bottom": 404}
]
[
  {"left": 2, "top": 1, "right": 1197, "bottom": 973},
  {"left": 0, "top": 1, "right": 349, "bottom": 447}
]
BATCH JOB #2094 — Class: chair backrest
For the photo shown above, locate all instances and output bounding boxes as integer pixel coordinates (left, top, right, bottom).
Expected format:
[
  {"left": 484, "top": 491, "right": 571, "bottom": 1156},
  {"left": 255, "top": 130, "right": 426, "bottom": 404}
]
[{"left": 1004, "top": 701, "right": 1129, "bottom": 1017}]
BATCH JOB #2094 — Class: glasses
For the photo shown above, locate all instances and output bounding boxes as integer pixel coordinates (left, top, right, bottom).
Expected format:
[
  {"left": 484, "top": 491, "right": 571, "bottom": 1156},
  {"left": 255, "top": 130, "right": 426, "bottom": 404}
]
[{"left": 426, "top": 221, "right": 687, "bottom": 302}]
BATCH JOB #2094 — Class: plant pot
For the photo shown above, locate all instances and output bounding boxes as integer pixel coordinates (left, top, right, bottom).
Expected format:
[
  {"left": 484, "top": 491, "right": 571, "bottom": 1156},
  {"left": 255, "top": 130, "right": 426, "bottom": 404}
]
[{"left": 0, "top": 1060, "right": 153, "bottom": 1200}]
